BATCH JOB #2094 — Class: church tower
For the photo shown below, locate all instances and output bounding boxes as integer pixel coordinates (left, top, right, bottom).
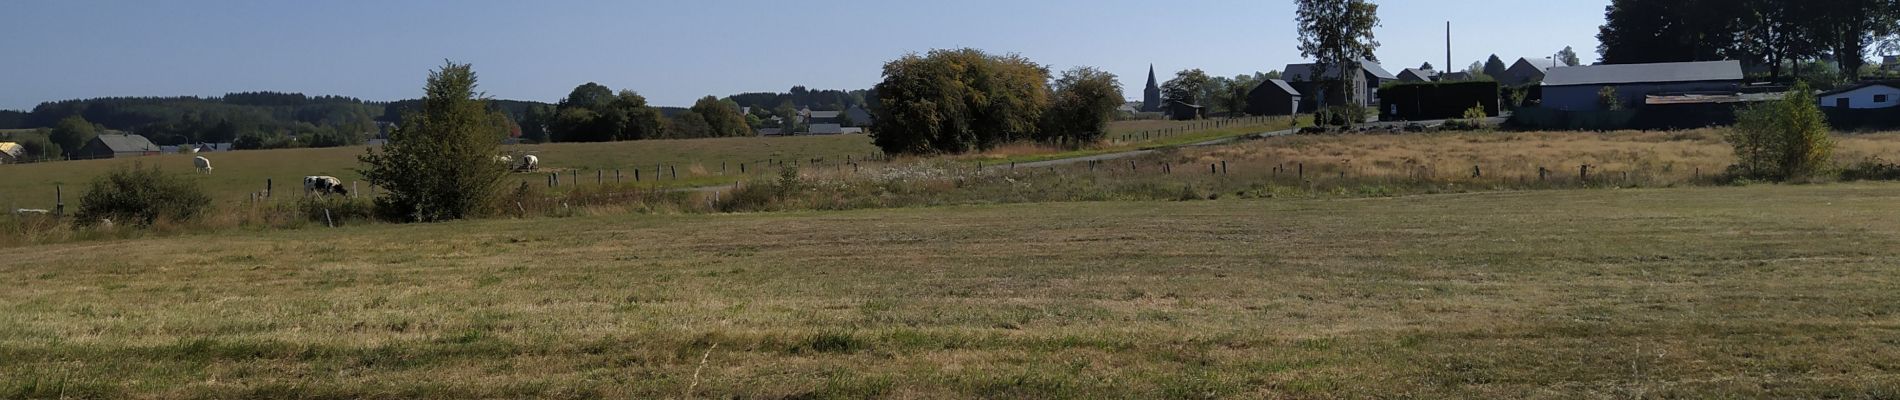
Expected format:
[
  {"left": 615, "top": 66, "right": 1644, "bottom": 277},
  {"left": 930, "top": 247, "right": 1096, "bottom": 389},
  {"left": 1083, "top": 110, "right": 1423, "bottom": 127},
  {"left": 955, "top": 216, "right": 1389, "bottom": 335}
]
[{"left": 1142, "top": 64, "right": 1162, "bottom": 112}]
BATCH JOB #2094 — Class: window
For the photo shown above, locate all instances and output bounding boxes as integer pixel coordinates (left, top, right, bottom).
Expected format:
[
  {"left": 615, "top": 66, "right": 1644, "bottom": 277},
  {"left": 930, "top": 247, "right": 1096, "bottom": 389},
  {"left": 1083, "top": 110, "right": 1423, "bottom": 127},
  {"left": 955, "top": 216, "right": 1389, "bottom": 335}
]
[{"left": 1878, "top": 95, "right": 1890, "bottom": 103}]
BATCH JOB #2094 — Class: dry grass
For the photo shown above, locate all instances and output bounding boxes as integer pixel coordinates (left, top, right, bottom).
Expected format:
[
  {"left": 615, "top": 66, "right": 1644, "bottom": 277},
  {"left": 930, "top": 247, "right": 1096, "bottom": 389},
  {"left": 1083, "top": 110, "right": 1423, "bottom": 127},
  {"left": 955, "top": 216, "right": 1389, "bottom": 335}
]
[{"left": 6, "top": 184, "right": 1900, "bottom": 398}]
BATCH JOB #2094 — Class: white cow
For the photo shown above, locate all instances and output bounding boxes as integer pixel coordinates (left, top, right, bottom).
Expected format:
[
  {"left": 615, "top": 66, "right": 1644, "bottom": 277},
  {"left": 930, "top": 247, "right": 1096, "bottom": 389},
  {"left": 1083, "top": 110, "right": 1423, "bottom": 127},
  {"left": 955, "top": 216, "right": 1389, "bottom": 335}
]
[
  {"left": 303, "top": 176, "right": 349, "bottom": 196},
  {"left": 517, "top": 155, "right": 539, "bottom": 171},
  {"left": 193, "top": 156, "right": 213, "bottom": 174}
]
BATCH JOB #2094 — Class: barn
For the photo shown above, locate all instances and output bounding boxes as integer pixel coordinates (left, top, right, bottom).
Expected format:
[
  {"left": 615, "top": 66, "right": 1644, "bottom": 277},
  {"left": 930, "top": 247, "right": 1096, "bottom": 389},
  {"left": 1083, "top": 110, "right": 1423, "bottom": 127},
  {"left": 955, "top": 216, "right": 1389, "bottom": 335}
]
[
  {"left": 1819, "top": 81, "right": 1900, "bottom": 109},
  {"left": 1541, "top": 61, "right": 1744, "bottom": 112},
  {"left": 1244, "top": 79, "right": 1302, "bottom": 117},
  {"left": 77, "top": 133, "right": 161, "bottom": 159}
]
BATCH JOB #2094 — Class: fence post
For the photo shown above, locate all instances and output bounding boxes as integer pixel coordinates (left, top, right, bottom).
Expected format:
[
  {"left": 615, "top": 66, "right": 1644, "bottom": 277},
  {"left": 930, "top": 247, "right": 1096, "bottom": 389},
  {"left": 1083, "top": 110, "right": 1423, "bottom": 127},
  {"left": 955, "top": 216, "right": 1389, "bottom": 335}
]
[
  {"left": 597, "top": 170, "right": 603, "bottom": 185},
  {"left": 741, "top": 163, "right": 746, "bottom": 174},
  {"left": 1580, "top": 165, "right": 1590, "bottom": 182},
  {"left": 615, "top": 169, "right": 621, "bottom": 183},
  {"left": 635, "top": 169, "right": 641, "bottom": 182},
  {"left": 1221, "top": 161, "right": 1228, "bottom": 175},
  {"left": 1473, "top": 165, "right": 1482, "bottom": 178},
  {"left": 1298, "top": 163, "right": 1305, "bottom": 180},
  {"left": 1210, "top": 163, "right": 1217, "bottom": 174},
  {"left": 54, "top": 185, "right": 64, "bottom": 218},
  {"left": 266, "top": 178, "right": 273, "bottom": 198},
  {"left": 671, "top": 165, "right": 678, "bottom": 179},
  {"left": 1538, "top": 167, "right": 1548, "bottom": 182}
]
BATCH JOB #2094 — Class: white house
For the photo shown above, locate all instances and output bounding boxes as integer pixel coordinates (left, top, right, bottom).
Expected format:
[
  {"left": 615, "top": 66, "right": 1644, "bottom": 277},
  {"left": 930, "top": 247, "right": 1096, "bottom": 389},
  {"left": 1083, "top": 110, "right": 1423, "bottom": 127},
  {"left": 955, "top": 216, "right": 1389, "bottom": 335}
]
[{"left": 1819, "top": 82, "right": 1900, "bottom": 109}]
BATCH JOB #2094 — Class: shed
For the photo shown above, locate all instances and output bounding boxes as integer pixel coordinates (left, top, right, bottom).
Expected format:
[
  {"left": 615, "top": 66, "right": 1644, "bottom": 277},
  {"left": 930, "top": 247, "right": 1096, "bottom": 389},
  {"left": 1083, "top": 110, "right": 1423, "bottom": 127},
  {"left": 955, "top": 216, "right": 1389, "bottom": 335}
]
[
  {"left": 78, "top": 133, "right": 160, "bottom": 159},
  {"left": 808, "top": 123, "right": 844, "bottom": 135},
  {"left": 0, "top": 142, "right": 22, "bottom": 164},
  {"left": 1541, "top": 61, "right": 1744, "bottom": 112},
  {"left": 1244, "top": 79, "right": 1302, "bottom": 116},
  {"left": 1819, "top": 81, "right": 1900, "bottom": 109}
]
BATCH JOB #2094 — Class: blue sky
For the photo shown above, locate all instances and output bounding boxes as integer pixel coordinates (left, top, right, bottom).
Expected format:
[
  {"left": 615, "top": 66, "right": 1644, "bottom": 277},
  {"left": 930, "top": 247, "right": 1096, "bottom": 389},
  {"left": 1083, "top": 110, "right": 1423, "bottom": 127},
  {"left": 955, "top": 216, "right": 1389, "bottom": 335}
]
[{"left": 0, "top": 0, "right": 1608, "bottom": 111}]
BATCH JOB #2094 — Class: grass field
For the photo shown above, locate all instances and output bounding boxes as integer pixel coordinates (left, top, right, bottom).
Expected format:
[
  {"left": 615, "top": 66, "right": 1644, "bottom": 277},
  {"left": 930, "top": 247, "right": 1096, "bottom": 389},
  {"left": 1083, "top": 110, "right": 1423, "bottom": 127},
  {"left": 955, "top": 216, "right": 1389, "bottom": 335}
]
[
  {"left": 0, "top": 134, "right": 881, "bottom": 209},
  {"left": 6, "top": 184, "right": 1900, "bottom": 398}
]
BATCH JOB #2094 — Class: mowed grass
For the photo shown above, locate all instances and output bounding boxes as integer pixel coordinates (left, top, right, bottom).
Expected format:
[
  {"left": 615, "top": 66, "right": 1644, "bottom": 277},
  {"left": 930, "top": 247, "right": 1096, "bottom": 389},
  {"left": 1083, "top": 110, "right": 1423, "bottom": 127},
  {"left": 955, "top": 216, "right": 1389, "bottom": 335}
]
[
  {"left": 0, "top": 134, "right": 878, "bottom": 208},
  {"left": 7, "top": 184, "right": 1900, "bottom": 398}
]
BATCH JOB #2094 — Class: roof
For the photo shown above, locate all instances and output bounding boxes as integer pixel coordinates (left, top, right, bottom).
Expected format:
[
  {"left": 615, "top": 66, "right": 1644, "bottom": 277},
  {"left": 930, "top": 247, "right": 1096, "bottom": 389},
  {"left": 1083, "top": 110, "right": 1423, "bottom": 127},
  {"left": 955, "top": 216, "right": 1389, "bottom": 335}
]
[
  {"left": 807, "top": 111, "right": 842, "bottom": 119},
  {"left": 1542, "top": 60, "right": 1743, "bottom": 87},
  {"left": 1284, "top": 59, "right": 1397, "bottom": 82},
  {"left": 1512, "top": 57, "right": 1556, "bottom": 73},
  {"left": 0, "top": 142, "right": 22, "bottom": 158},
  {"left": 1819, "top": 81, "right": 1900, "bottom": 97},
  {"left": 1398, "top": 68, "right": 1439, "bottom": 81},
  {"left": 1645, "top": 92, "right": 1785, "bottom": 105},
  {"left": 1252, "top": 79, "right": 1300, "bottom": 96},
  {"left": 91, "top": 133, "right": 159, "bottom": 153}
]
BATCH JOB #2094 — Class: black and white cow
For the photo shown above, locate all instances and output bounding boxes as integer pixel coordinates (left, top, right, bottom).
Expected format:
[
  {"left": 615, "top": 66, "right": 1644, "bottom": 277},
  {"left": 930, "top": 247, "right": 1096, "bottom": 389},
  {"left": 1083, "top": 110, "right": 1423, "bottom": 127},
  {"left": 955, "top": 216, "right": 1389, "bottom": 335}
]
[{"left": 303, "top": 176, "right": 349, "bottom": 196}]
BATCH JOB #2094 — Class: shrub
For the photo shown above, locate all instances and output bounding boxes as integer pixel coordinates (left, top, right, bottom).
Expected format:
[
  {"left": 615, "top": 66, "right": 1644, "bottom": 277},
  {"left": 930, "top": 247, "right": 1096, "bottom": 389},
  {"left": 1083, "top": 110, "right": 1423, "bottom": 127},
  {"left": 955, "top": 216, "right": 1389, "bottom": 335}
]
[
  {"left": 296, "top": 196, "right": 376, "bottom": 226},
  {"left": 1725, "top": 81, "right": 1833, "bottom": 181},
  {"left": 358, "top": 61, "right": 511, "bottom": 222},
  {"left": 1598, "top": 86, "right": 1622, "bottom": 111},
  {"left": 74, "top": 163, "right": 211, "bottom": 227},
  {"left": 1315, "top": 106, "right": 1367, "bottom": 126}
]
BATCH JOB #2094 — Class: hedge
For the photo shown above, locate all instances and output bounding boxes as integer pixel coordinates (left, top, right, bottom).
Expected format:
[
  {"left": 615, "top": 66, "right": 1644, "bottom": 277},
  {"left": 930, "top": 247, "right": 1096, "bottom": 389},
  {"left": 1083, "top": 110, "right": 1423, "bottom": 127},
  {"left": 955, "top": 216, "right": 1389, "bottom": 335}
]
[{"left": 1377, "top": 80, "right": 1500, "bottom": 121}]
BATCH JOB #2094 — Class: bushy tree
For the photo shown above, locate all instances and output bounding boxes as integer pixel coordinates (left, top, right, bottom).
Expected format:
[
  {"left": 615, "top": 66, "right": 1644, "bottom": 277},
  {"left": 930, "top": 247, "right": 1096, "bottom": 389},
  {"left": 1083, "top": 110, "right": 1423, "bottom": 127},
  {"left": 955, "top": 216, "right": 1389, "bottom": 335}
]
[
  {"left": 49, "top": 115, "right": 97, "bottom": 158},
  {"left": 75, "top": 163, "right": 211, "bottom": 226},
  {"left": 1040, "top": 67, "right": 1123, "bottom": 147},
  {"left": 1483, "top": 54, "right": 1509, "bottom": 77},
  {"left": 358, "top": 61, "right": 509, "bottom": 222},
  {"left": 1162, "top": 69, "right": 1211, "bottom": 107},
  {"left": 690, "top": 96, "right": 752, "bottom": 137},
  {"left": 1727, "top": 81, "right": 1833, "bottom": 180},
  {"left": 549, "top": 84, "right": 663, "bottom": 142},
  {"left": 871, "top": 48, "right": 1050, "bottom": 154},
  {"left": 1557, "top": 46, "right": 1582, "bottom": 66},
  {"left": 1296, "top": 0, "right": 1381, "bottom": 107}
]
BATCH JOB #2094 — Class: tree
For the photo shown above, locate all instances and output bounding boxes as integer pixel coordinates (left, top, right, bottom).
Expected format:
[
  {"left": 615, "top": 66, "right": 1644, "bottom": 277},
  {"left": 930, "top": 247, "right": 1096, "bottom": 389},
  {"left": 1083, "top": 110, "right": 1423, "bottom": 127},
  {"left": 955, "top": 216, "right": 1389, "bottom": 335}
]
[
  {"left": 1557, "top": 46, "right": 1582, "bottom": 66},
  {"left": 1483, "top": 54, "right": 1509, "bottom": 77},
  {"left": 1727, "top": 81, "right": 1832, "bottom": 180},
  {"left": 1161, "top": 69, "right": 1211, "bottom": 106},
  {"left": 1598, "top": 0, "right": 1744, "bottom": 65},
  {"left": 357, "top": 61, "right": 509, "bottom": 223},
  {"left": 1296, "top": 0, "right": 1382, "bottom": 107},
  {"left": 665, "top": 111, "right": 713, "bottom": 139},
  {"left": 609, "top": 90, "right": 665, "bottom": 140},
  {"left": 1040, "top": 66, "right": 1123, "bottom": 147},
  {"left": 1812, "top": 0, "right": 1898, "bottom": 80},
  {"left": 691, "top": 95, "right": 751, "bottom": 137},
  {"left": 1420, "top": 62, "right": 1435, "bottom": 70},
  {"left": 870, "top": 48, "right": 1050, "bottom": 155},
  {"left": 49, "top": 115, "right": 98, "bottom": 158}
]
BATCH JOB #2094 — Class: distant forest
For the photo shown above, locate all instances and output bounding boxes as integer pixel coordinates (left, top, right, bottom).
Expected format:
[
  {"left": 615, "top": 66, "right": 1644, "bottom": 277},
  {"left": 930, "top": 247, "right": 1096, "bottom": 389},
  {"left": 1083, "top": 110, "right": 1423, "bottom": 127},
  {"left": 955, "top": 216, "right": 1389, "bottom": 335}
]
[{"left": 0, "top": 86, "right": 873, "bottom": 149}]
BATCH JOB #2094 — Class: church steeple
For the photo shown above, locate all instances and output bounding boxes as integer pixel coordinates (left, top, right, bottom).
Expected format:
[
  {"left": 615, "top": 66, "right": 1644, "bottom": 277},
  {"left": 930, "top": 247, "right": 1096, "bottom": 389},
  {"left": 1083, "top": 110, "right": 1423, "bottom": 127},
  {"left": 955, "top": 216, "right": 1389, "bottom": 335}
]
[{"left": 1142, "top": 64, "right": 1162, "bottom": 112}]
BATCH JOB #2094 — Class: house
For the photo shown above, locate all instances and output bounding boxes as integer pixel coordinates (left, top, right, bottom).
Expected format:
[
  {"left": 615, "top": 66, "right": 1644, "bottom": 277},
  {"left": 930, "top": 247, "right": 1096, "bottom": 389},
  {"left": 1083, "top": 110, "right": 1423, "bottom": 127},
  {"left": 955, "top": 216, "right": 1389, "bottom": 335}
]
[
  {"left": 195, "top": 142, "right": 234, "bottom": 152},
  {"left": 1540, "top": 60, "right": 1744, "bottom": 112},
  {"left": 1244, "top": 79, "right": 1302, "bottom": 116},
  {"left": 1819, "top": 81, "right": 1900, "bottom": 109},
  {"left": 799, "top": 109, "right": 843, "bottom": 125},
  {"left": 1168, "top": 101, "right": 1205, "bottom": 121},
  {"left": 78, "top": 133, "right": 160, "bottom": 159},
  {"left": 1397, "top": 68, "right": 1439, "bottom": 82},
  {"left": 1500, "top": 57, "right": 1554, "bottom": 86},
  {"left": 0, "top": 142, "right": 22, "bottom": 164},
  {"left": 1282, "top": 59, "right": 1397, "bottom": 111}
]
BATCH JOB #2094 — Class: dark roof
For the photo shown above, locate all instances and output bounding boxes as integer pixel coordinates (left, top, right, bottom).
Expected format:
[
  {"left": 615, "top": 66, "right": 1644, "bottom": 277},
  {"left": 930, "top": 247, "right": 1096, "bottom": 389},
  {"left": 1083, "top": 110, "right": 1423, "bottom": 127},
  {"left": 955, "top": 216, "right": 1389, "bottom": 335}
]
[
  {"left": 1511, "top": 57, "right": 1555, "bottom": 73},
  {"left": 1398, "top": 68, "right": 1439, "bottom": 81},
  {"left": 845, "top": 106, "right": 874, "bottom": 123},
  {"left": 807, "top": 111, "right": 841, "bottom": 119},
  {"left": 1283, "top": 59, "right": 1397, "bottom": 82},
  {"left": 1252, "top": 79, "right": 1300, "bottom": 96},
  {"left": 1819, "top": 81, "right": 1900, "bottom": 97},
  {"left": 1542, "top": 61, "right": 1743, "bottom": 87},
  {"left": 91, "top": 133, "right": 159, "bottom": 153}
]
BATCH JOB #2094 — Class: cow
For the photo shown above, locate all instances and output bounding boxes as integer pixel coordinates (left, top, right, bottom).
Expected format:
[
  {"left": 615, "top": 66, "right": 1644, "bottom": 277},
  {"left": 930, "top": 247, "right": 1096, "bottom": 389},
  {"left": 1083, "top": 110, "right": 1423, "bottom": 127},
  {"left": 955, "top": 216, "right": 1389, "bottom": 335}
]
[
  {"left": 193, "top": 156, "right": 213, "bottom": 174},
  {"left": 517, "top": 155, "right": 540, "bottom": 171},
  {"left": 303, "top": 176, "right": 349, "bottom": 196},
  {"left": 495, "top": 155, "right": 513, "bottom": 165}
]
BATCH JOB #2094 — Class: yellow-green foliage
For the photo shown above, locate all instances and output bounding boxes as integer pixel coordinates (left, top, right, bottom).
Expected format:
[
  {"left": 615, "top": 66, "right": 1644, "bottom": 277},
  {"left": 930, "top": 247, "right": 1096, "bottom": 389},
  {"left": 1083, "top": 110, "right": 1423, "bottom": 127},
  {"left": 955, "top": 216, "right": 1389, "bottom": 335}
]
[{"left": 1728, "top": 81, "right": 1834, "bottom": 180}]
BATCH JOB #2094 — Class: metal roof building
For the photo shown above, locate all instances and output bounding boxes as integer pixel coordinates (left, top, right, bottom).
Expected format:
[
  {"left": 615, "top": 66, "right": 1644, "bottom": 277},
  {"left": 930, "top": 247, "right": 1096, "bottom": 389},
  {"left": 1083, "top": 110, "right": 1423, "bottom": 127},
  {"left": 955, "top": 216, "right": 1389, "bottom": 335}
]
[{"left": 1541, "top": 61, "right": 1744, "bottom": 111}]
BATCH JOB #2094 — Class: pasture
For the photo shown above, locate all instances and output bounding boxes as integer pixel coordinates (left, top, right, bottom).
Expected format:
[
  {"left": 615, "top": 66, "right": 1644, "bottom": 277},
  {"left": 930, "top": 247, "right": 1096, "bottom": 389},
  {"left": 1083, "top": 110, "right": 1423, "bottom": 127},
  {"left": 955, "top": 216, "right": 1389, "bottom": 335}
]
[
  {"left": 0, "top": 134, "right": 881, "bottom": 209},
  {"left": 6, "top": 184, "right": 1900, "bottom": 398}
]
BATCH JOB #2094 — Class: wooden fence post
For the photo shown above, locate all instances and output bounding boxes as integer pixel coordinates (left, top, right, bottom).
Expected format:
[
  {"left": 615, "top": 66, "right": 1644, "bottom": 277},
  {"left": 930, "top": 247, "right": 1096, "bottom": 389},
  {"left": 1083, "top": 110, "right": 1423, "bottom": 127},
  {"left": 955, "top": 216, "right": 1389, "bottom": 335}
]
[
  {"left": 1221, "top": 161, "right": 1228, "bottom": 175},
  {"left": 266, "top": 178, "right": 273, "bottom": 198},
  {"left": 1580, "top": 165, "right": 1590, "bottom": 182},
  {"left": 54, "top": 185, "right": 64, "bottom": 218}
]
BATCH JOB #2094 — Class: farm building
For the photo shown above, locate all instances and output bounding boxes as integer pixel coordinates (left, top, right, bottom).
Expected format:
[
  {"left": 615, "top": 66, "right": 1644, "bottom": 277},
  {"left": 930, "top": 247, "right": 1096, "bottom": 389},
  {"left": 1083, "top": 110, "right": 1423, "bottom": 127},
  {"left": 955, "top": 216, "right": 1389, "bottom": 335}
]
[
  {"left": 1283, "top": 60, "right": 1398, "bottom": 112},
  {"left": 1541, "top": 61, "right": 1744, "bottom": 112},
  {"left": 1819, "top": 81, "right": 1900, "bottom": 109},
  {"left": 1500, "top": 57, "right": 1555, "bottom": 86},
  {"left": 1168, "top": 101, "right": 1205, "bottom": 121},
  {"left": 0, "top": 142, "right": 22, "bottom": 164},
  {"left": 799, "top": 109, "right": 843, "bottom": 125},
  {"left": 808, "top": 123, "right": 845, "bottom": 135},
  {"left": 1244, "top": 79, "right": 1302, "bottom": 116},
  {"left": 77, "top": 133, "right": 160, "bottom": 159},
  {"left": 845, "top": 105, "right": 875, "bottom": 127},
  {"left": 1397, "top": 68, "right": 1439, "bottom": 82}
]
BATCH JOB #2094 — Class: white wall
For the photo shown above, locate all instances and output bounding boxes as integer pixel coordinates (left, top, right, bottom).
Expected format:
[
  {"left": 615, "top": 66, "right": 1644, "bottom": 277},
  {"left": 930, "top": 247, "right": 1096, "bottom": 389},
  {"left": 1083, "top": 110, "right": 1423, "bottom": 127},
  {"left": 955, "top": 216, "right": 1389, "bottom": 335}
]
[{"left": 1820, "top": 85, "right": 1900, "bottom": 109}]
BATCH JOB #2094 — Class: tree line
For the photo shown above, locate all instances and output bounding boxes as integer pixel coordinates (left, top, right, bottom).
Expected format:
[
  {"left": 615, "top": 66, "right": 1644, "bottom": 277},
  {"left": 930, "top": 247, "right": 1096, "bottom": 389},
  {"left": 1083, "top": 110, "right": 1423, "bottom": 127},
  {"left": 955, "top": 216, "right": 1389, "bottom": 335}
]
[
  {"left": 1599, "top": 0, "right": 1899, "bottom": 80},
  {"left": 871, "top": 48, "right": 1123, "bottom": 154}
]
